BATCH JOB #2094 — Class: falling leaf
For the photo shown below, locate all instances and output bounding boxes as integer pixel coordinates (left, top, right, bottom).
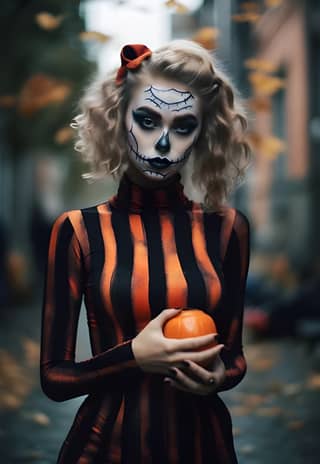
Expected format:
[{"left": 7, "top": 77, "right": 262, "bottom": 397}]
[
  {"left": 165, "top": 0, "right": 189, "bottom": 14},
  {"left": 287, "top": 420, "right": 305, "bottom": 430},
  {"left": 250, "top": 357, "right": 275, "bottom": 371},
  {"left": 79, "top": 31, "right": 111, "bottom": 43},
  {"left": 0, "top": 95, "right": 16, "bottom": 108},
  {"left": 232, "top": 12, "right": 261, "bottom": 23},
  {"left": 54, "top": 127, "right": 74, "bottom": 144},
  {"left": 21, "top": 338, "right": 40, "bottom": 367},
  {"left": 265, "top": 0, "right": 283, "bottom": 8},
  {"left": 35, "top": 12, "right": 65, "bottom": 30},
  {"left": 240, "top": 2, "right": 260, "bottom": 12},
  {"left": 31, "top": 412, "right": 51, "bottom": 426},
  {"left": 229, "top": 405, "right": 252, "bottom": 416},
  {"left": 192, "top": 27, "right": 219, "bottom": 50},
  {"left": 248, "top": 71, "right": 286, "bottom": 96},
  {"left": 260, "top": 136, "right": 286, "bottom": 159},
  {"left": 247, "top": 96, "right": 272, "bottom": 112},
  {"left": 243, "top": 393, "right": 266, "bottom": 407},
  {"left": 248, "top": 132, "right": 286, "bottom": 159},
  {"left": 256, "top": 406, "right": 283, "bottom": 417},
  {"left": 0, "top": 350, "right": 34, "bottom": 410},
  {"left": 244, "top": 58, "right": 278, "bottom": 73},
  {"left": 18, "top": 74, "right": 72, "bottom": 117},
  {"left": 307, "top": 373, "right": 320, "bottom": 390}
]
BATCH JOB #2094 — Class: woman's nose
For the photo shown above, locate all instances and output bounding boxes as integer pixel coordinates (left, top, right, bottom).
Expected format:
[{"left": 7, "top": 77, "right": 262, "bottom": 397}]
[{"left": 155, "top": 132, "right": 171, "bottom": 155}]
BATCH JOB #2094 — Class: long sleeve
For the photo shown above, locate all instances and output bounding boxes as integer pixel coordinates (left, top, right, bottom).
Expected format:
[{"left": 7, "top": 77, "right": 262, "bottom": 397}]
[
  {"left": 40, "top": 212, "right": 141, "bottom": 402},
  {"left": 216, "top": 209, "right": 250, "bottom": 392}
]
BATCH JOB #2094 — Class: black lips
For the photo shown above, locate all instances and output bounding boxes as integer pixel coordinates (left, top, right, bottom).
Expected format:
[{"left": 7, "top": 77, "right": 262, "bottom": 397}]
[{"left": 148, "top": 157, "right": 172, "bottom": 169}]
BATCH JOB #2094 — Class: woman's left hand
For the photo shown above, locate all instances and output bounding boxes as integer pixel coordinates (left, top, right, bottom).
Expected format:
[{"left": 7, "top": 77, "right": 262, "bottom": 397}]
[{"left": 164, "top": 345, "right": 226, "bottom": 395}]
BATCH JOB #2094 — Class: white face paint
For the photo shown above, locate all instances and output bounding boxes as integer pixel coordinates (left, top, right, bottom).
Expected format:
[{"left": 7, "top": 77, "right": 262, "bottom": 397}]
[{"left": 125, "top": 77, "right": 202, "bottom": 182}]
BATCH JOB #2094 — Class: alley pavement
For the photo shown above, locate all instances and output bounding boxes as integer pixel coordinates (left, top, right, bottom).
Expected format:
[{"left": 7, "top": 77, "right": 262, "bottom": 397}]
[{"left": 0, "top": 296, "right": 320, "bottom": 463}]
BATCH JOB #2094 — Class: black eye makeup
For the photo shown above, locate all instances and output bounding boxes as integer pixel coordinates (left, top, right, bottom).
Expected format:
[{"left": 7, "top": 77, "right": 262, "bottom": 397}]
[
  {"left": 132, "top": 108, "right": 160, "bottom": 131},
  {"left": 132, "top": 107, "right": 199, "bottom": 135},
  {"left": 172, "top": 116, "right": 199, "bottom": 136}
]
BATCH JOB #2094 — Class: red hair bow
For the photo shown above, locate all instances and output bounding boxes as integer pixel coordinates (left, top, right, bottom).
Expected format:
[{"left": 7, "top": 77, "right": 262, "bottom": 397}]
[{"left": 116, "top": 44, "right": 152, "bottom": 85}]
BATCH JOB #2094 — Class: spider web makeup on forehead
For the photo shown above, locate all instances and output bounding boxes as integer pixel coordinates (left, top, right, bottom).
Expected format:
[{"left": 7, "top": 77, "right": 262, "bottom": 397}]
[{"left": 144, "top": 86, "right": 194, "bottom": 112}]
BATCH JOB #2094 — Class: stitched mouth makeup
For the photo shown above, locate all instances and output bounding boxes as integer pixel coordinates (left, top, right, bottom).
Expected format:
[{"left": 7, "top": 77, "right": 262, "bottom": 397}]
[
  {"left": 128, "top": 126, "right": 193, "bottom": 173},
  {"left": 125, "top": 79, "right": 202, "bottom": 181}
]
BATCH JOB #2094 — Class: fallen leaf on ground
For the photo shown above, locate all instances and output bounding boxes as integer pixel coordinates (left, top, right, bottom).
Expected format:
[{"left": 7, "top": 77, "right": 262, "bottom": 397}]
[
  {"left": 255, "top": 406, "right": 283, "bottom": 417},
  {"left": 21, "top": 337, "right": 40, "bottom": 367},
  {"left": 307, "top": 373, "right": 320, "bottom": 390},
  {"left": 229, "top": 405, "right": 252, "bottom": 416},
  {"left": 287, "top": 420, "right": 305, "bottom": 430}
]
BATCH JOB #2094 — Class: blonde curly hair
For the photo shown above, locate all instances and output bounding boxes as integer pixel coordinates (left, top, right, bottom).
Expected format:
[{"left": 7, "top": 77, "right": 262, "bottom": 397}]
[{"left": 72, "top": 39, "right": 252, "bottom": 212}]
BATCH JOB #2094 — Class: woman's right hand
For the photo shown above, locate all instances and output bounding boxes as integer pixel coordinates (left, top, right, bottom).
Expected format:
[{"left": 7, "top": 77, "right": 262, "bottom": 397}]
[{"left": 131, "top": 308, "right": 221, "bottom": 376}]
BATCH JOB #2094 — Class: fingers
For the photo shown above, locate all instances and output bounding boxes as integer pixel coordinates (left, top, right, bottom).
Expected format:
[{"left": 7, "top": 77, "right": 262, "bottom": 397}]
[
  {"left": 156, "top": 308, "right": 183, "bottom": 325},
  {"left": 169, "top": 333, "right": 218, "bottom": 351},
  {"left": 178, "top": 359, "right": 221, "bottom": 386},
  {"left": 176, "top": 343, "right": 224, "bottom": 365},
  {"left": 164, "top": 367, "right": 215, "bottom": 396}
]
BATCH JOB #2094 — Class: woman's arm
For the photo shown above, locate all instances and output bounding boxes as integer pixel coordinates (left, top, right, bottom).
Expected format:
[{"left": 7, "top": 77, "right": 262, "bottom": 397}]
[
  {"left": 40, "top": 212, "right": 142, "bottom": 402},
  {"left": 215, "top": 209, "right": 250, "bottom": 392}
]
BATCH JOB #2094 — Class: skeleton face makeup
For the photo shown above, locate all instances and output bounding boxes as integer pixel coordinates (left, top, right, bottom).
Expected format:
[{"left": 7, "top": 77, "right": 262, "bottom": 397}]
[{"left": 125, "top": 78, "right": 202, "bottom": 182}]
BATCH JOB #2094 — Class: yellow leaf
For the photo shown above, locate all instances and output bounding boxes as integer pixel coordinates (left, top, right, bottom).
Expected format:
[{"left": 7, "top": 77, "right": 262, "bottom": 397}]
[
  {"left": 250, "top": 357, "right": 275, "bottom": 371},
  {"left": 265, "top": 0, "right": 283, "bottom": 8},
  {"left": 240, "top": 2, "right": 260, "bottom": 12},
  {"left": 79, "top": 31, "right": 111, "bottom": 43},
  {"left": 243, "top": 393, "right": 266, "bottom": 407},
  {"left": 256, "top": 406, "right": 283, "bottom": 417},
  {"left": 0, "top": 349, "right": 34, "bottom": 411},
  {"left": 21, "top": 338, "right": 40, "bottom": 367},
  {"left": 232, "top": 12, "right": 261, "bottom": 22},
  {"left": 260, "top": 136, "right": 286, "bottom": 158},
  {"left": 18, "top": 74, "right": 72, "bottom": 117},
  {"left": 248, "top": 71, "right": 286, "bottom": 96},
  {"left": 229, "top": 405, "right": 252, "bottom": 416},
  {"left": 248, "top": 133, "right": 286, "bottom": 159},
  {"left": 54, "top": 127, "right": 74, "bottom": 144},
  {"left": 244, "top": 58, "right": 278, "bottom": 73},
  {"left": 35, "top": 12, "right": 64, "bottom": 31},
  {"left": 192, "top": 27, "right": 219, "bottom": 50},
  {"left": 247, "top": 96, "right": 272, "bottom": 113},
  {"left": 307, "top": 373, "right": 320, "bottom": 390},
  {"left": 165, "top": 0, "right": 189, "bottom": 14},
  {"left": 31, "top": 412, "right": 51, "bottom": 426}
]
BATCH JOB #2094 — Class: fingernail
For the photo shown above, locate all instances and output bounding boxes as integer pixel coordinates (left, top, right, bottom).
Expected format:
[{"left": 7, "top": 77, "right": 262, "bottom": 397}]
[
  {"left": 168, "top": 368, "right": 177, "bottom": 377},
  {"left": 209, "top": 378, "right": 215, "bottom": 384},
  {"left": 164, "top": 378, "right": 172, "bottom": 384}
]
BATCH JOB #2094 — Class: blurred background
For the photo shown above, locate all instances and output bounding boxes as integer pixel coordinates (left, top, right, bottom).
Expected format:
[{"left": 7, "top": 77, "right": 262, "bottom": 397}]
[{"left": 0, "top": 0, "right": 319, "bottom": 462}]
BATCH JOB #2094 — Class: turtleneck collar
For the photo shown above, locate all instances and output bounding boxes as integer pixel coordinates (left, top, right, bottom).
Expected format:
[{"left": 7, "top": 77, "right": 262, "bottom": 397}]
[{"left": 109, "top": 171, "right": 193, "bottom": 212}]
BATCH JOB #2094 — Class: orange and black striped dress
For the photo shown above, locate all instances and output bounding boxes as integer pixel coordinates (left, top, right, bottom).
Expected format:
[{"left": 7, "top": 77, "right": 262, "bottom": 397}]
[{"left": 40, "top": 171, "right": 250, "bottom": 464}]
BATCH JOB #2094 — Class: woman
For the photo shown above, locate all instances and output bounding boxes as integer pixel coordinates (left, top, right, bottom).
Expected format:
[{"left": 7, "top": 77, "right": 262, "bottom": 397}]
[{"left": 40, "top": 40, "right": 251, "bottom": 463}]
